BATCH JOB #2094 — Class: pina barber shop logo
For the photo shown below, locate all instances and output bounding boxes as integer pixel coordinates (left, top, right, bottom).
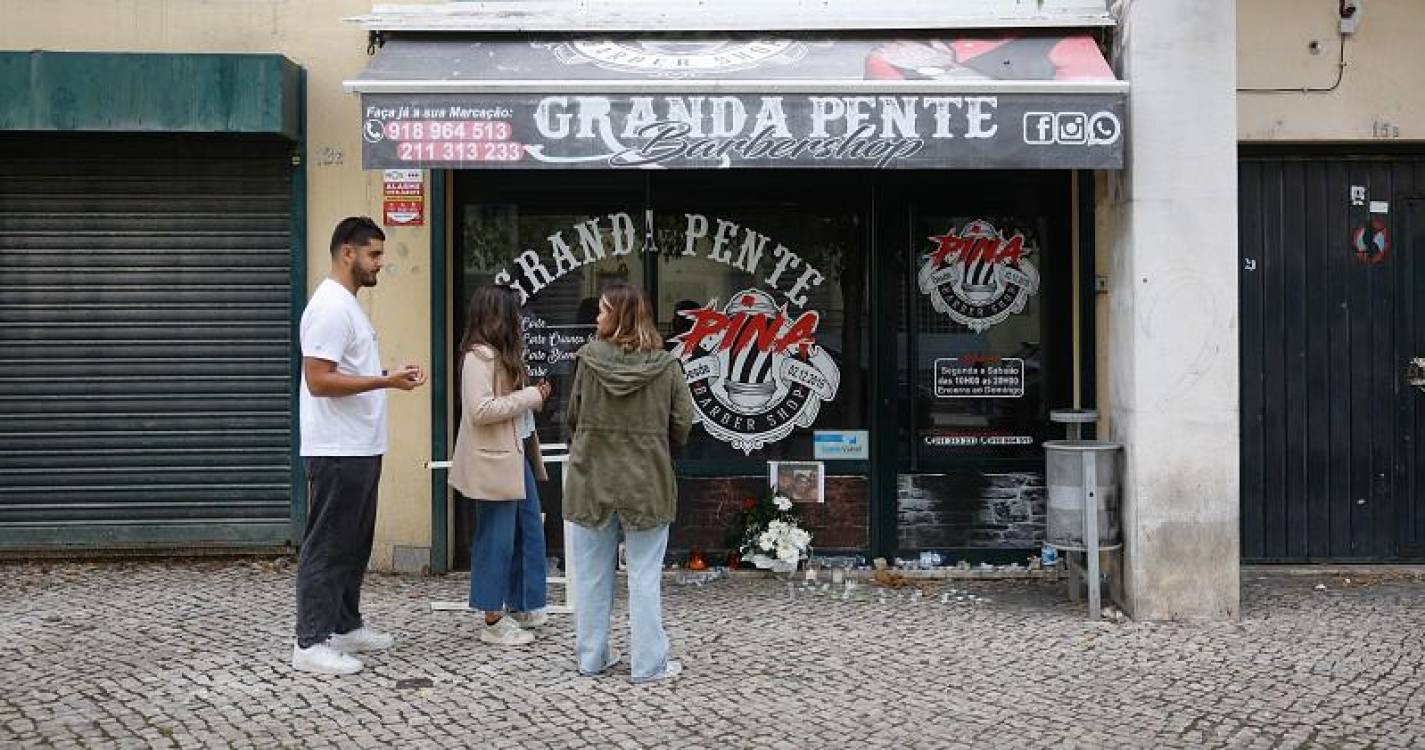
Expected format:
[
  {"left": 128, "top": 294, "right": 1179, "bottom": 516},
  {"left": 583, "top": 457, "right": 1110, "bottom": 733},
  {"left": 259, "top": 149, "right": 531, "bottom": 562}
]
[
  {"left": 918, "top": 220, "right": 1041, "bottom": 333},
  {"left": 492, "top": 210, "right": 840, "bottom": 451},
  {"left": 538, "top": 39, "right": 809, "bottom": 77},
  {"left": 671, "top": 289, "right": 840, "bottom": 454}
]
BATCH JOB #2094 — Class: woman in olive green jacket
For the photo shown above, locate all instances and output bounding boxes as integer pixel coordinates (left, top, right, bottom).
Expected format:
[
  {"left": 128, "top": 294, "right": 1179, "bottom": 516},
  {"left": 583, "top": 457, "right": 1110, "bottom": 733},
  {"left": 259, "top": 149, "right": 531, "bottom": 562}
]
[{"left": 564, "top": 282, "right": 694, "bottom": 682}]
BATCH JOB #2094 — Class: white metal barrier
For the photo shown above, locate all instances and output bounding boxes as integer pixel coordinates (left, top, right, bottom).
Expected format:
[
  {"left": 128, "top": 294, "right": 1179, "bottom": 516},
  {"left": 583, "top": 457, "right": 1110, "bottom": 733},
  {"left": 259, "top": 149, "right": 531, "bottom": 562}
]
[{"left": 428, "top": 443, "right": 576, "bottom": 616}]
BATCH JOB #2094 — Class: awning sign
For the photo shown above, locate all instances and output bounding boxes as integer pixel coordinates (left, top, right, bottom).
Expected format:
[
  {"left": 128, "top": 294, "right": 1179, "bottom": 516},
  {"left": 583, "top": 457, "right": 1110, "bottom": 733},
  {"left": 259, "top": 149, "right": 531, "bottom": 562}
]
[
  {"left": 351, "top": 35, "right": 1126, "bottom": 170},
  {"left": 360, "top": 93, "right": 1123, "bottom": 170}
]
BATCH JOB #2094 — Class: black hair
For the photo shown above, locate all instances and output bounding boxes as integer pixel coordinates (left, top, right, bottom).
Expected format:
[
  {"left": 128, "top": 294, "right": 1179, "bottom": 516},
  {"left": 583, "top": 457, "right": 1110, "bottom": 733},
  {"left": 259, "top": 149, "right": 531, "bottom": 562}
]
[
  {"left": 575, "top": 297, "right": 600, "bottom": 325},
  {"left": 329, "top": 216, "right": 386, "bottom": 256}
]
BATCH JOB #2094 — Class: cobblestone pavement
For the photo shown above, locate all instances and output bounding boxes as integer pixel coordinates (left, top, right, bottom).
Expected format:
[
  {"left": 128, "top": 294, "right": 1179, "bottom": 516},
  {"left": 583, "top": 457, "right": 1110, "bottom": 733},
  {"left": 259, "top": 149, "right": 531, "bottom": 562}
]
[{"left": 2, "top": 560, "right": 1424, "bottom": 749}]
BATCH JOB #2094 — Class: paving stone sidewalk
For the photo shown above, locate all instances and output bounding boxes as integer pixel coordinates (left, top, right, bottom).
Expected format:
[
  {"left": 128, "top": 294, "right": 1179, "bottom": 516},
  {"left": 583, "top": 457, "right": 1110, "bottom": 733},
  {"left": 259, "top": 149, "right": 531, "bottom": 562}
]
[{"left": 1, "top": 559, "right": 1423, "bottom": 748}]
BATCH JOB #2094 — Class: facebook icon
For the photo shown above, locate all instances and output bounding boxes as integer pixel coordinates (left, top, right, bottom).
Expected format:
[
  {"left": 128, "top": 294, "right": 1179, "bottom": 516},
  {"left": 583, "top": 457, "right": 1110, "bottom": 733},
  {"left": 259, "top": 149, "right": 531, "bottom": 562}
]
[{"left": 1023, "top": 112, "right": 1056, "bottom": 145}]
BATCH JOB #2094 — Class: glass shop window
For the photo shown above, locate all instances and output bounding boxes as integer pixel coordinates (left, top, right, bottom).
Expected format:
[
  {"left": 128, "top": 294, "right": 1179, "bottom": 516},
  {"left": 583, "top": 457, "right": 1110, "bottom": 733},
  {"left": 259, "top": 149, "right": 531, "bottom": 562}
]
[
  {"left": 458, "top": 200, "right": 647, "bottom": 445},
  {"left": 650, "top": 206, "right": 868, "bottom": 464},
  {"left": 455, "top": 173, "right": 869, "bottom": 465}
]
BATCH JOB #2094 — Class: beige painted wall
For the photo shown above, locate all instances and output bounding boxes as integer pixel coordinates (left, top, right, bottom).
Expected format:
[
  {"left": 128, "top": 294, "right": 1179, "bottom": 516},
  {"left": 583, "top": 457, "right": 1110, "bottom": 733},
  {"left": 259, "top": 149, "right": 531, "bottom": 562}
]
[
  {"left": 1, "top": 0, "right": 436, "bottom": 569},
  {"left": 1239, "top": 0, "right": 1425, "bottom": 141}
]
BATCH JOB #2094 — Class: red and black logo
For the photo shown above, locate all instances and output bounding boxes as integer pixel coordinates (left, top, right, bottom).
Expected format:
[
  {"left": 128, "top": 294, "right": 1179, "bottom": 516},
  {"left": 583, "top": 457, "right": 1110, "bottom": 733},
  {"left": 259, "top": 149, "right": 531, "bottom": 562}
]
[
  {"left": 917, "top": 219, "right": 1041, "bottom": 333},
  {"left": 671, "top": 289, "right": 840, "bottom": 454}
]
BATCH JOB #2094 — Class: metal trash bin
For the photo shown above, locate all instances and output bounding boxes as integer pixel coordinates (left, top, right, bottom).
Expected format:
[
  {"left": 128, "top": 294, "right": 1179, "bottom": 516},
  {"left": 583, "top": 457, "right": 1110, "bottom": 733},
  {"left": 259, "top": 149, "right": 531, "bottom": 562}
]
[
  {"left": 1044, "top": 440, "right": 1122, "bottom": 549},
  {"left": 1044, "top": 439, "right": 1122, "bottom": 619}
]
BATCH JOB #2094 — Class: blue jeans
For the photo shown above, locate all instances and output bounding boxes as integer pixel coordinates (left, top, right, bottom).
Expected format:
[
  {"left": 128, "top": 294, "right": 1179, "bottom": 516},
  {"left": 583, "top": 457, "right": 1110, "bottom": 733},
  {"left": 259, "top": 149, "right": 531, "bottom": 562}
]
[
  {"left": 571, "top": 516, "right": 670, "bottom": 680},
  {"left": 469, "top": 460, "right": 547, "bottom": 613}
]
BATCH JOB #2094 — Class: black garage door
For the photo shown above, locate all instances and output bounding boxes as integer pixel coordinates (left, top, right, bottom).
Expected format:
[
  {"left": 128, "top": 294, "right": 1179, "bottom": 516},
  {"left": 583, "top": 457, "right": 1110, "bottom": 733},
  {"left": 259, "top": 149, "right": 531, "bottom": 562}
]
[
  {"left": 0, "top": 135, "right": 297, "bottom": 550},
  {"left": 1239, "top": 152, "right": 1425, "bottom": 562}
]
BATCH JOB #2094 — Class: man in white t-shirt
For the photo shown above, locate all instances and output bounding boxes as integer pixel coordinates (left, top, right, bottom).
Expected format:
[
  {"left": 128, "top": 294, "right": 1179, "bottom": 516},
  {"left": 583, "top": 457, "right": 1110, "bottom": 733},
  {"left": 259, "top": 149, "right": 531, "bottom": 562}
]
[{"left": 292, "top": 216, "right": 426, "bottom": 675}]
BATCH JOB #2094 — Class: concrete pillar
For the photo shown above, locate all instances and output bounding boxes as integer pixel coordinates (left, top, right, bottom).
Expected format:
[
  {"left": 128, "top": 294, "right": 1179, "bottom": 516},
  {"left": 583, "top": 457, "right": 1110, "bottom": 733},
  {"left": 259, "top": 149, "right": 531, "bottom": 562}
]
[{"left": 1107, "top": 0, "right": 1240, "bottom": 620}]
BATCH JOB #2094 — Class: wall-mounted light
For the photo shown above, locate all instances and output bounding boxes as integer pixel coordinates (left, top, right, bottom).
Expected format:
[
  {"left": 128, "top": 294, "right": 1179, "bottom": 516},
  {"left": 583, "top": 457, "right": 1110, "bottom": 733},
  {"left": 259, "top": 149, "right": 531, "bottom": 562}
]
[{"left": 1339, "top": 0, "right": 1362, "bottom": 35}]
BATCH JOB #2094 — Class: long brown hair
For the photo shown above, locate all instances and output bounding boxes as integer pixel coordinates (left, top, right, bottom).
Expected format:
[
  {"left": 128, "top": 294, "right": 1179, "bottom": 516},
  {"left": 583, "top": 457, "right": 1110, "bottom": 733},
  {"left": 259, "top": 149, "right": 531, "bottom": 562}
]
[
  {"left": 459, "top": 284, "right": 526, "bottom": 389},
  {"left": 597, "top": 282, "right": 662, "bottom": 353}
]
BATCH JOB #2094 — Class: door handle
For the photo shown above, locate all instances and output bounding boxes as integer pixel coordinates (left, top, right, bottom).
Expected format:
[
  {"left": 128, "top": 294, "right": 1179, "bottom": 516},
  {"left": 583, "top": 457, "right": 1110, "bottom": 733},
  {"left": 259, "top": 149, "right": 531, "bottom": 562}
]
[{"left": 1406, "top": 357, "right": 1425, "bottom": 390}]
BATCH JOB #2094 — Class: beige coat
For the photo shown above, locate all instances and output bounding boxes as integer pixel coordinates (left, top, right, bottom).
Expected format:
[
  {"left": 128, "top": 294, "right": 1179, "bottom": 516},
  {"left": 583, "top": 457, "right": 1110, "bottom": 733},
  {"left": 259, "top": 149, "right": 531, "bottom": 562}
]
[{"left": 449, "top": 345, "right": 547, "bottom": 501}]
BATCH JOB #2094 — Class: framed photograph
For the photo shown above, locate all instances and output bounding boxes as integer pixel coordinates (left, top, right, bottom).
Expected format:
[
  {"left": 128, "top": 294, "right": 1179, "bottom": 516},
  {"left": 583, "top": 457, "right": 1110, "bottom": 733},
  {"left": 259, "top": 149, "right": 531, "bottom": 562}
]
[{"left": 768, "top": 461, "right": 825, "bottom": 504}]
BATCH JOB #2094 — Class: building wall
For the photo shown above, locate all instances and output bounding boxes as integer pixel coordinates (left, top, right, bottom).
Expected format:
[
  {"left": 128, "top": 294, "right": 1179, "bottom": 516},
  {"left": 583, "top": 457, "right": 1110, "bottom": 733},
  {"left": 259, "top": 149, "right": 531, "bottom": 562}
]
[
  {"left": 0, "top": 0, "right": 435, "bottom": 570},
  {"left": 1, "top": 2, "right": 1278, "bottom": 594},
  {"left": 1238, "top": 0, "right": 1425, "bottom": 142},
  {"left": 1107, "top": 0, "right": 1240, "bottom": 620}
]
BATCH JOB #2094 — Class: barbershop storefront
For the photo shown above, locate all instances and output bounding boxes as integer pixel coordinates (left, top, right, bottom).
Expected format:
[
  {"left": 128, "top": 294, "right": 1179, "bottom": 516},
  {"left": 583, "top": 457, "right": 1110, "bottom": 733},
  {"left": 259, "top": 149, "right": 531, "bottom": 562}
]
[{"left": 347, "top": 30, "right": 1127, "bottom": 570}]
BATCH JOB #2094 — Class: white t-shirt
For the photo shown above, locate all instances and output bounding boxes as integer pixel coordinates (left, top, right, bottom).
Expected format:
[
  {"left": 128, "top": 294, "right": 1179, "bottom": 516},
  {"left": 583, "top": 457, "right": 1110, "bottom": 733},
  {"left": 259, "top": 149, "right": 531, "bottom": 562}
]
[{"left": 299, "top": 278, "right": 387, "bottom": 456}]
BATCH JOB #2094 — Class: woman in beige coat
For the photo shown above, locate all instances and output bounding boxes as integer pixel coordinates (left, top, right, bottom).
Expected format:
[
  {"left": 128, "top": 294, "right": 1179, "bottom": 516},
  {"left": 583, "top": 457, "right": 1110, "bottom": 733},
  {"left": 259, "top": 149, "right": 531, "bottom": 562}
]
[{"left": 449, "top": 284, "right": 551, "bottom": 646}]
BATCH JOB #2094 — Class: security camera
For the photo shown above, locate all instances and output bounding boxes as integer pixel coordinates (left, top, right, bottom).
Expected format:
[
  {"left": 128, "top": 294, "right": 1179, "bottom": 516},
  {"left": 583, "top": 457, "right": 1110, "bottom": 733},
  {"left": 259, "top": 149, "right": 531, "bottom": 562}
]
[{"left": 1340, "top": 0, "right": 1362, "bottom": 33}]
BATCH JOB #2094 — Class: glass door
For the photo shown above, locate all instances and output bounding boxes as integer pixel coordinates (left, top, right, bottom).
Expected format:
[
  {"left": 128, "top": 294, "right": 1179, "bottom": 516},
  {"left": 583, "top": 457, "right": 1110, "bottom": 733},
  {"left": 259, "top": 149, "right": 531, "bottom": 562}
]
[{"left": 886, "top": 172, "right": 1074, "bottom": 560}]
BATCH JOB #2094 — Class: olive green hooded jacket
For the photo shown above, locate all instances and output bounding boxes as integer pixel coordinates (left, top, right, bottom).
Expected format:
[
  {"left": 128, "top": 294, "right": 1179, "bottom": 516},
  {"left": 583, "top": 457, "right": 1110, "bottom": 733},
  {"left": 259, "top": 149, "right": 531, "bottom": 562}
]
[{"left": 563, "top": 339, "right": 695, "bottom": 531}]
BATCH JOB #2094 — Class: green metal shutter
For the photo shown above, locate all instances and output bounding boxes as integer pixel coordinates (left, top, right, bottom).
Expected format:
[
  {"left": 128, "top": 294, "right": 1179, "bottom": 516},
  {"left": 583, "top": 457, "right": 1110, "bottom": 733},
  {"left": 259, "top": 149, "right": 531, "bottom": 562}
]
[{"left": 0, "top": 135, "right": 295, "bottom": 550}]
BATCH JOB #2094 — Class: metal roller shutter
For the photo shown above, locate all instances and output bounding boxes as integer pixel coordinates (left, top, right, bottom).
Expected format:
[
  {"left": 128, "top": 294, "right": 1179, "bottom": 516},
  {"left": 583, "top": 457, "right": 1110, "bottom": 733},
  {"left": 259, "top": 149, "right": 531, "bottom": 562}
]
[{"left": 0, "top": 135, "right": 295, "bottom": 550}]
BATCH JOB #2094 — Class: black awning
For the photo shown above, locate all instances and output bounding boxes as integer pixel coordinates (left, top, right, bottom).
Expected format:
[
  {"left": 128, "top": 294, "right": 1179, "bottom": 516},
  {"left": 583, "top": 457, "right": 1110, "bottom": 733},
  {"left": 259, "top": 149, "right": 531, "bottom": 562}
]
[{"left": 347, "top": 34, "right": 1126, "bottom": 170}]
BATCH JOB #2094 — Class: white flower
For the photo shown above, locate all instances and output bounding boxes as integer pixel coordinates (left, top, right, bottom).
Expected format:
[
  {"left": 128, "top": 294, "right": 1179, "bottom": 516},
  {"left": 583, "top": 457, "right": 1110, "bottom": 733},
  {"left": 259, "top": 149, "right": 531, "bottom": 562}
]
[
  {"left": 773, "top": 495, "right": 792, "bottom": 511},
  {"left": 746, "top": 515, "right": 813, "bottom": 565}
]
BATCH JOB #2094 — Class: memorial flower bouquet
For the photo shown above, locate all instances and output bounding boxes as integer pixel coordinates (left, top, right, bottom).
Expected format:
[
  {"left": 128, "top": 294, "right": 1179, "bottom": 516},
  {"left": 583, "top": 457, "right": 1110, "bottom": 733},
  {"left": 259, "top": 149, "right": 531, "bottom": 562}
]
[{"left": 725, "top": 489, "right": 813, "bottom": 572}]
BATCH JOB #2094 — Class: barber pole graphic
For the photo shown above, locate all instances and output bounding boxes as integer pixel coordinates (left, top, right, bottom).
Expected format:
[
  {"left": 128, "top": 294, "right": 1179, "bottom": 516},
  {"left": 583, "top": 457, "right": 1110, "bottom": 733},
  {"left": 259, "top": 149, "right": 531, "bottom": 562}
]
[
  {"left": 671, "top": 289, "right": 840, "bottom": 454},
  {"left": 917, "top": 219, "right": 1041, "bottom": 333}
]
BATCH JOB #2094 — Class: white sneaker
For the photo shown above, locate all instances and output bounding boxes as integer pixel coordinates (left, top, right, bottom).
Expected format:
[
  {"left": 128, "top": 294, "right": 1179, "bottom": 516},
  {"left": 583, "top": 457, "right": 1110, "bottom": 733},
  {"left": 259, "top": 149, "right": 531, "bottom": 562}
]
[
  {"left": 509, "top": 610, "right": 548, "bottom": 628},
  {"left": 480, "top": 616, "right": 535, "bottom": 646},
  {"left": 632, "top": 659, "right": 682, "bottom": 684},
  {"left": 291, "top": 643, "right": 363, "bottom": 675},
  {"left": 328, "top": 626, "right": 395, "bottom": 653}
]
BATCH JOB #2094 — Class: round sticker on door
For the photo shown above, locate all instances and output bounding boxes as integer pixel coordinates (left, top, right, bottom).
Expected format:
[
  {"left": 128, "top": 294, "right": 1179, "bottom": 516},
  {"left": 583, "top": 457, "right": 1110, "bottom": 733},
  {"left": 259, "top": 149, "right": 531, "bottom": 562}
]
[{"left": 1352, "top": 219, "right": 1390, "bottom": 264}]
